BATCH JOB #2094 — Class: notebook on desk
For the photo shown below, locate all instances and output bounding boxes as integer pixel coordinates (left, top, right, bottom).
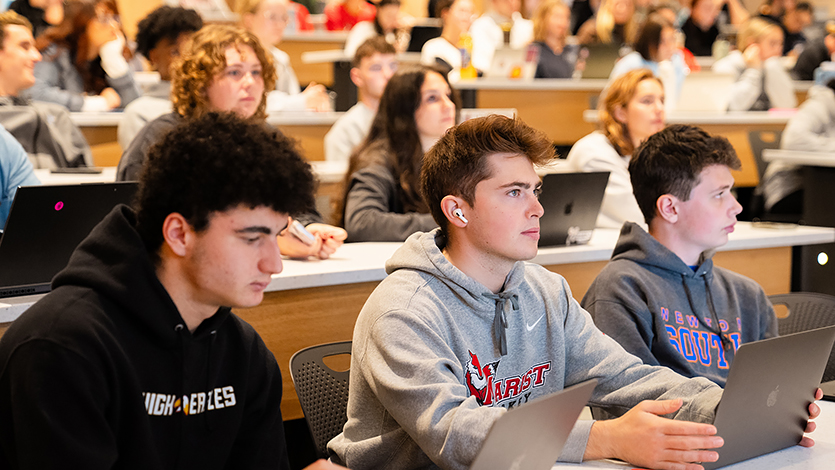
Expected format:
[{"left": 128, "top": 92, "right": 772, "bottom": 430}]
[
  {"left": 703, "top": 325, "right": 835, "bottom": 469},
  {"left": 0, "top": 182, "right": 137, "bottom": 298},
  {"left": 676, "top": 72, "right": 736, "bottom": 112},
  {"left": 470, "top": 379, "right": 597, "bottom": 470},
  {"left": 538, "top": 172, "right": 609, "bottom": 247}
]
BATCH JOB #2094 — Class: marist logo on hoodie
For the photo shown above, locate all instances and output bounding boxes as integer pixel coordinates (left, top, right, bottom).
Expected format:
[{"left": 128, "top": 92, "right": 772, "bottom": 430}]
[
  {"left": 143, "top": 386, "right": 237, "bottom": 417},
  {"left": 464, "top": 350, "right": 551, "bottom": 409}
]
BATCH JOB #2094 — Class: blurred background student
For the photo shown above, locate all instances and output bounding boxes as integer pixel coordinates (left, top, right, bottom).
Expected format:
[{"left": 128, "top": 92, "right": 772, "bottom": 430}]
[
  {"left": 8, "top": 0, "right": 63, "bottom": 37},
  {"left": 29, "top": 0, "right": 140, "bottom": 112},
  {"left": 609, "top": 13, "right": 687, "bottom": 109},
  {"left": 420, "top": 0, "right": 475, "bottom": 81},
  {"left": 325, "top": 0, "right": 376, "bottom": 31},
  {"left": 117, "top": 5, "right": 202, "bottom": 150},
  {"left": 778, "top": 1, "right": 813, "bottom": 56},
  {"left": 340, "top": 64, "right": 458, "bottom": 242},
  {"left": 470, "top": 0, "right": 533, "bottom": 72},
  {"left": 326, "top": 37, "right": 398, "bottom": 162},
  {"left": 792, "top": 20, "right": 835, "bottom": 81},
  {"left": 118, "top": 24, "right": 346, "bottom": 259},
  {"left": 344, "top": 0, "right": 409, "bottom": 57},
  {"left": 566, "top": 69, "right": 664, "bottom": 229},
  {"left": 762, "top": 77, "right": 835, "bottom": 220},
  {"left": 712, "top": 17, "right": 796, "bottom": 111},
  {"left": 576, "top": 0, "right": 638, "bottom": 45},
  {"left": 237, "top": 0, "right": 331, "bottom": 112},
  {"left": 532, "top": 0, "right": 579, "bottom": 79}
]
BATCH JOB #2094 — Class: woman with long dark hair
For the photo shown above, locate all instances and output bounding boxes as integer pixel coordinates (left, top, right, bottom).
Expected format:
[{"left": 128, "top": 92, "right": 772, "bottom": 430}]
[
  {"left": 341, "top": 64, "right": 459, "bottom": 242},
  {"left": 344, "top": 0, "right": 408, "bottom": 57},
  {"left": 30, "top": 0, "right": 140, "bottom": 111}
]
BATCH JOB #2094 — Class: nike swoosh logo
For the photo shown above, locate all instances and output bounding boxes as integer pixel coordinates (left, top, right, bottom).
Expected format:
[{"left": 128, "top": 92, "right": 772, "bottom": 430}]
[{"left": 526, "top": 315, "right": 545, "bottom": 332}]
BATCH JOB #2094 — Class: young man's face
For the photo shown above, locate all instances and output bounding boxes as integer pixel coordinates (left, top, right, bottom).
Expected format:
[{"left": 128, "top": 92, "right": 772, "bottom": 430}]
[
  {"left": 353, "top": 52, "right": 397, "bottom": 102},
  {"left": 673, "top": 164, "right": 742, "bottom": 255},
  {"left": 206, "top": 45, "right": 265, "bottom": 118},
  {"left": 462, "top": 153, "right": 544, "bottom": 265},
  {"left": 0, "top": 24, "right": 41, "bottom": 96},
  {"left": 181, "top": 205, "right": 287, "bottom": 310},
  {"left": 148, "top": 31, "right": 193, "bottom": 82}
]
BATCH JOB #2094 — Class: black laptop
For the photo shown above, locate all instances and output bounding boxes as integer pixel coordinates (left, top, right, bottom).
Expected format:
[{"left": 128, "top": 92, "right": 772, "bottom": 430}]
[
  {"left": 538, "top": 172, "right": 609, "bottom": 247},
  {"left": 0, "top": 182, "right": 137, "bottom": 298}
]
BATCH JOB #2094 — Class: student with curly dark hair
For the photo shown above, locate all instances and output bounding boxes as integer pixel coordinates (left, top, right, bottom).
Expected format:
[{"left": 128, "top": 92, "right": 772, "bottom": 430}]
[
  {"left": 0, "top": 112, "right": 346, "bottom": 470},
  {"left": 117, "top": 5, "right": 202, "bottom": 149},
  {"left": 118, "top": 24, "right": 347, "bottom": 259}
]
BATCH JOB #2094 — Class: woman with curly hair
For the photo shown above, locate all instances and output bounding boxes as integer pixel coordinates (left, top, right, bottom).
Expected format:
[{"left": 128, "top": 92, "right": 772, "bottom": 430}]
[
  {"left": 30, "top": 0, "right": 140, "bottom": 111},
  {"left": 340, "top": 64, "right": 459, "bottom": 242},
  {"left": 118, "top": 24, "right": 346, "bottom": 259},
  {"left": 566, "top": 69, "right": 665, "bottom": 228}
]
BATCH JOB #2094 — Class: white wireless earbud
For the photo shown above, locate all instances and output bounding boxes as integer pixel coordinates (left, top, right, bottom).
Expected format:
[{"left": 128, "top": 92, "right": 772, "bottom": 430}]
[{"left": 452, "top": 208, "right": 468, "bottom": 224}]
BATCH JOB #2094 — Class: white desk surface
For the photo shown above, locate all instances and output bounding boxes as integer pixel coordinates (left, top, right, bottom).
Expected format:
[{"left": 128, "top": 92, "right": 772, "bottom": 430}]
[
  {"left": 69, "top": 110, "right": 343, "bottom": 128},
  {"left": 763, "top": 149, "right": 835, "bottom": 167},
  {"left": 302, "top": 49, "right": 421, "bottom": 64},
  {"left": 552, "top": 400, "right": 835, "bottom": 469},
  {"left": 261, "top": 222, "right": 834, "bottom": 293},
  {"left": 34, "top": 167, "right": 116, "bottom": 185},
  {"left": 1, "top": 223, "right": 832, "bottom": 322},
  {"left": 310, "top": 160, "right": 348, "bottom": 184},
  {"left": 455, "top": 78, "right": 609, "bottom": 91},
  {"left": 282, "top": 31, "right": 350, "bottom": 42},
  {"left": 583, "top": 109, "right": 795, "bottom": 125}
]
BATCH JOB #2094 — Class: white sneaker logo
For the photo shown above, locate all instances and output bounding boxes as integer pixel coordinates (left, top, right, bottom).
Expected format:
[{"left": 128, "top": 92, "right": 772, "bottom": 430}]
[{"left": 526, "top": 315, "right": 545, "bottom": 332}]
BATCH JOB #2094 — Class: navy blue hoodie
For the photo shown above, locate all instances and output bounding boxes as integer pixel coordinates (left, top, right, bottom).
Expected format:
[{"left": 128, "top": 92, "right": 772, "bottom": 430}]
[
  {"left": 582, "top": 222, "right": 778, "bottom": 387},
  {"left": 0, "top": 206, "right": 290, "bottom": 469}
]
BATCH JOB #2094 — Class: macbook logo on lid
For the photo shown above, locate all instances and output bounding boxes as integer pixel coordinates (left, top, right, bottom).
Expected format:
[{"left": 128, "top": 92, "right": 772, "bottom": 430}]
[{"left": 767, "top": 385, "right": 780, "bottom": 407}]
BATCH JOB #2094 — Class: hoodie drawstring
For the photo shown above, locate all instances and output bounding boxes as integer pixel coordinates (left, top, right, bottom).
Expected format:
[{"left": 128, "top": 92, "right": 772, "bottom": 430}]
[
  {"left": 482, "top": 292, "right": 519, "bottom": 356},
  {"left": 680, "top": 274, "right": 731, "bottom": 352}
]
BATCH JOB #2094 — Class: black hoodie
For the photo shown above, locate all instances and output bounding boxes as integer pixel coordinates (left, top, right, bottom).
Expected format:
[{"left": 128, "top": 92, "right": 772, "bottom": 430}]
[
  {"left": 581, "top": 222, "right": 777, "bottom": 387},
  {"left": 0, "top": 206, "right": 290, "bottom": 470}
]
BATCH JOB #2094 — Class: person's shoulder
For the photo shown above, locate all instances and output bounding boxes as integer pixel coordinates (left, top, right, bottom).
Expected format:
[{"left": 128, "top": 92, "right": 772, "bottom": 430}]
[
  {"left": 567, "top": 132, "right": 616, "bottom": 160},
  {"left": 710, "top": 264, "right": 767, "bottom": 297}
]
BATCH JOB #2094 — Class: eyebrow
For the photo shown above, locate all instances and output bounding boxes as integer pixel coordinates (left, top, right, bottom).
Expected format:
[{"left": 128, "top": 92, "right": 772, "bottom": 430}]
[
  {"left": 235, "top": 226, "right": 275, "bottom": 236},
  {"left": 499, "top": 180, "right": 542, "bottom": 190}
]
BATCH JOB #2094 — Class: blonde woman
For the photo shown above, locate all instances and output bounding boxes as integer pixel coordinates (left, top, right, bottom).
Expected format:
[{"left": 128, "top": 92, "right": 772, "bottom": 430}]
[
  {"left": 712, "top": 17, "right": 796, "bottom": 111},
  {"left": 532, "top": 0, "right": 579, "bottom": 78},
  {"left": 566, "top": 69, "right": 665, "bottom": 228},
  {"left": 576, "top": 0, "right": 638, "bottom": 45}
]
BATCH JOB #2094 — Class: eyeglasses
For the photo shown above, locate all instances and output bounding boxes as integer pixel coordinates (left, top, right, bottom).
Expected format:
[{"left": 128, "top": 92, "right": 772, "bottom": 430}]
[{"left": 262, "top": 12, "right": 289, "bottom": 24}]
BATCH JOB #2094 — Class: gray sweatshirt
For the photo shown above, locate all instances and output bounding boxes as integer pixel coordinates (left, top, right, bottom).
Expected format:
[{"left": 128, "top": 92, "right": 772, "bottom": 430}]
[
  {"left": 583, "top": 222, "right": 777, "bottom": 387},
  {"left": 328, "top": 229, "right": 722, "bottom": 470}
]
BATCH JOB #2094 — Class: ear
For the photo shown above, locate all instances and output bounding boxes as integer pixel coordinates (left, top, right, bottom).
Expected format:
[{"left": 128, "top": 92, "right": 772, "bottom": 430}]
[
  {"left": 655, "top": 194, "right": 679, "bottom": 224},
  {"left": 350, "top": 67, "right": 364, "bottom": 88},
  {"left": 160, "top": 212, "right": 195, "bottom": 258},
  {"left": 441, "top": 195, "right": 469, "bottom": 228},
  {"left": 613, "top": 104, "right": 628, "bottom": 124}
]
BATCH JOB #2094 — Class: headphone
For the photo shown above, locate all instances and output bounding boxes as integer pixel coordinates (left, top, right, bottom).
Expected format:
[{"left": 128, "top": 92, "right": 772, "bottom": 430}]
[{"left": 452, "top": 208, "right": 468, "bottom": 224}]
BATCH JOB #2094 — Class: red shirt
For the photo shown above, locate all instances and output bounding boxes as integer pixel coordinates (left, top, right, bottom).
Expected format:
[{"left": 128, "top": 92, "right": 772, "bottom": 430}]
[{"left": 325, "top": 2, "right": 376, "bottom": 31}]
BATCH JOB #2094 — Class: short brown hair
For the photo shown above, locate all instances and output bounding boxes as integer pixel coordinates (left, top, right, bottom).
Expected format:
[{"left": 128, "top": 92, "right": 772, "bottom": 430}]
[
  {"left": 633, "top": 13, "right": 672, "bottom": 61},
  {"left": 0, "top": 11, "right": 32, "bottom": 48},
  {"left": 170, "top": 24, "right": 277, "bottom": 120},
  {"left": 352, "top": 36, "right": 396, "bottom": 68},
  {"left": 629, "top": 124, "right": 740, "bottom": 225},
  {"left": 599, "top": 68, "right": 663, "bottom": 156},
  {"left": 421, "top": 115, "right": 555, "bottom": 238}
]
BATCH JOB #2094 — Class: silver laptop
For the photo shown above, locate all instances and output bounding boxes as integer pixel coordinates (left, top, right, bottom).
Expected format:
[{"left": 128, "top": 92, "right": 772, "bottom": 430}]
[
  {"left": 703, "top": 325, "right": 835, "bottom": 469},
  {"left": 538, "top": 172, "right": 609, "bottom": 247},
  {"left": 483, "top": 45, "right": 539, "bottom": 80},
  {"left": 471, "top": 379, "right": 597, "bottom": 470},
  {"left": 676, "top": 73, "right": 736, "bottom": 112}
]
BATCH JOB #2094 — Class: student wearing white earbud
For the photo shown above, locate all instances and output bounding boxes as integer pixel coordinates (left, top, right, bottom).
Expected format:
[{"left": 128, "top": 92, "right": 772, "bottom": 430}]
[{"left": 452, "top": 207, "right": 468, "bottom": 224}]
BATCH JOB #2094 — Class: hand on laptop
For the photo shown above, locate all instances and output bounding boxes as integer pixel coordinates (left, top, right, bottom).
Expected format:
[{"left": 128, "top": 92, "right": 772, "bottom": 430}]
[
  {"left": 584, "top": 398, "right": 723, "bottom": 470},
  {"left": 798, "top": 388, "right": 824, "bottom": 447},
  {"left": 277, "top": 219, "right": 347, "bottom": 260}
]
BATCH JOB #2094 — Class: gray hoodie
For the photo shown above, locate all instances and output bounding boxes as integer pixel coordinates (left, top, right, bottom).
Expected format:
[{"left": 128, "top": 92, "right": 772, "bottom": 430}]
[
  {"left": 583, "top": 222, "right": 777, "bottom": 387},
  {"left": 328, "top": 229, "right": 722, "bottom": 470}
]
